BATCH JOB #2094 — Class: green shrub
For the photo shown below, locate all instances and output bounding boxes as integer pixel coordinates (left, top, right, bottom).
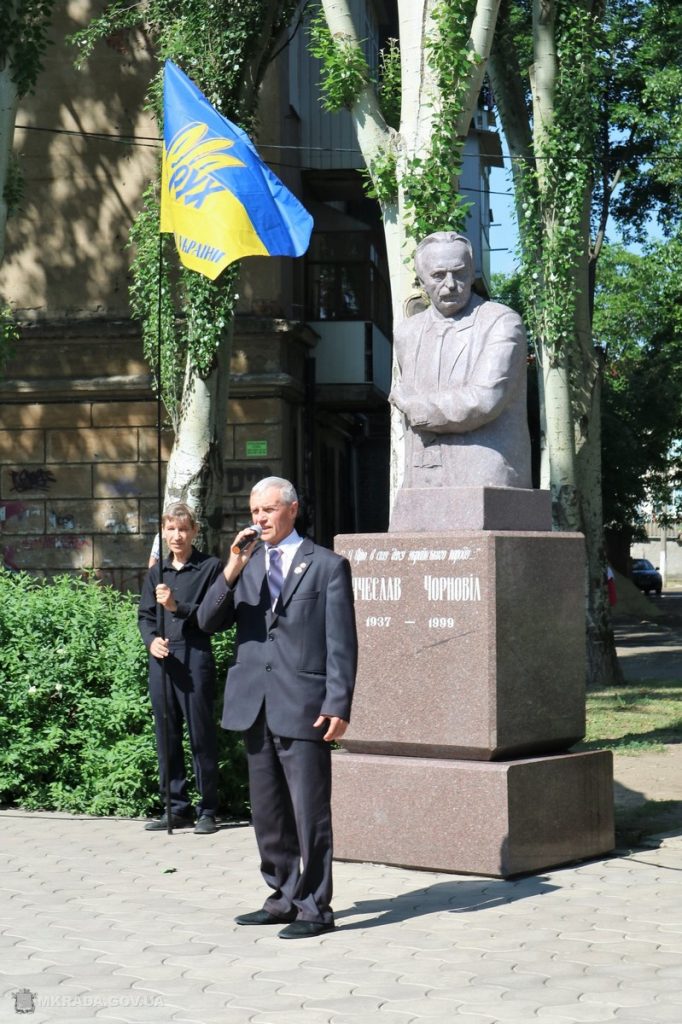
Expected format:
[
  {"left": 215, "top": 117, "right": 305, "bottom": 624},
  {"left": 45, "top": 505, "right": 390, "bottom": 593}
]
[{"left": 0, "top": 569, "right": 248, "bottom": 818}]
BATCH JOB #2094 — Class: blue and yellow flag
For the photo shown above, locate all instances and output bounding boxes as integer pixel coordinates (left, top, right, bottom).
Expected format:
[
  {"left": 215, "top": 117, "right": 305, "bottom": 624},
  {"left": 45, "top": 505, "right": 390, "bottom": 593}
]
[{"left": 160, "top": 61, "right": 313, "bottom": 280}]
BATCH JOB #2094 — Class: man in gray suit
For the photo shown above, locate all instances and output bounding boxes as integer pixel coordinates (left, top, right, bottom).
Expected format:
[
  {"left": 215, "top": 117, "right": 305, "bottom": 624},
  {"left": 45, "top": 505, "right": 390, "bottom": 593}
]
[
  {"left": 197, "top": 477, "right": 357, "bottom": 939},
  {"left": 389, "top": 232, "right": 531, "bottom": 490}
]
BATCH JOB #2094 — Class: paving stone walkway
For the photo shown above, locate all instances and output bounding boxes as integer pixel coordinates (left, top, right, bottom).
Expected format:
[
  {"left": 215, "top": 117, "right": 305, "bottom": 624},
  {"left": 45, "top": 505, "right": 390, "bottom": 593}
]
[
  {"left": 3, "top": 603, "right": 682, "bottom": 1024},
  {"left": 2, "top": 808, "right": 682, "bottom": 1024}
]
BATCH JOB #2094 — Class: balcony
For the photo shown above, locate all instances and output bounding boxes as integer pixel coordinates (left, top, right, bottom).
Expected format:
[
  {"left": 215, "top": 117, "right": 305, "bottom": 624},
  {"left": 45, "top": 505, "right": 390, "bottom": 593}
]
[{"left": 310, "top": 320, "right": 392, "bottom": 400}]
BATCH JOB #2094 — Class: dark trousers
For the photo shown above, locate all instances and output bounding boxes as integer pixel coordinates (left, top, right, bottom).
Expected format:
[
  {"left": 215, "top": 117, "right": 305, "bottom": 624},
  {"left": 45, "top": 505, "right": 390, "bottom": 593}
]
[
  {"left": 148, "top": 642, "right": 218, "bottom": 818},
  {"left": 244, "top": 705, "right": 334, "bottom": 924}
]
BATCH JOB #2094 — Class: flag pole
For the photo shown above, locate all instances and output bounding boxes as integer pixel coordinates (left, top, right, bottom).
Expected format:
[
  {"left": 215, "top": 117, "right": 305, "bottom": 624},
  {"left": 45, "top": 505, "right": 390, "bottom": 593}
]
[{"left": 156, "top": 231, "right": 173, "bottom": 836}]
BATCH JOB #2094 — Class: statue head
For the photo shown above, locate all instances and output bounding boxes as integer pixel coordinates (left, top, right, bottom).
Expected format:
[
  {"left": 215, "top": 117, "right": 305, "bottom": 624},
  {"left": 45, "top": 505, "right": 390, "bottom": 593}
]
[{"left": 414, "top": 232, "right": 474, "bottom": 317}]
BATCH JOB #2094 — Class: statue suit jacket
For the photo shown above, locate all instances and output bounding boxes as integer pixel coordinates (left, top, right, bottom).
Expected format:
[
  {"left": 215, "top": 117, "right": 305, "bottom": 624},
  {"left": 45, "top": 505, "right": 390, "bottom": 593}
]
[
  {"left": 391, "top": 294, "right": 532, "bottom": 488},
  {"left": 197, "top": 537, "right": 358, "bottom": 740}
]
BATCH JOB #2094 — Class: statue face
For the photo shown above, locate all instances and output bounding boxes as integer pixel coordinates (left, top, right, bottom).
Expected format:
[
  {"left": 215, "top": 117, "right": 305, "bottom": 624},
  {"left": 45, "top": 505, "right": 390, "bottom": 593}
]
[{"left": 418, "top": 242, "right": 473, "bottom": 317}]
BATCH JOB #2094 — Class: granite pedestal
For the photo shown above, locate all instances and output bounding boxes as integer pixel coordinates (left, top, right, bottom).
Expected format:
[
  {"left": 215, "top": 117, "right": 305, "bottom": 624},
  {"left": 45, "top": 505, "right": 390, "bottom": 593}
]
[
  {"left": 335, "top": 530, "right": 586, "bottom": 760},
  {"left": 333, "top": 524, "right": 615, "bottom": 877},
  {"left": 331, "top": 749, "right": 614, "bottom": 877}
]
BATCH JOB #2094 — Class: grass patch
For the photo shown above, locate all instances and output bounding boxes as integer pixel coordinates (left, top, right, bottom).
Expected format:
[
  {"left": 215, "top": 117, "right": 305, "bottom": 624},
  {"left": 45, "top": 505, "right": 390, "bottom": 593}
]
[
  {"left": 614, "top": 800, "right": 682, "bottom": 847},
  {"left": 574, "top": 684, "right": 682, "bottom": 755},
  {"left": 572, "top": 680, "right": 682, "bottom": 845}
]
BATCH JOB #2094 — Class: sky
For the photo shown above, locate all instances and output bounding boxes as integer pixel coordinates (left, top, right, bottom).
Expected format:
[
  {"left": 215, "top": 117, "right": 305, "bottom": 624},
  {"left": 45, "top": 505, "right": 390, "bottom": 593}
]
[{"left": 488, "top": 158, "right": 519, "bottom": 279}]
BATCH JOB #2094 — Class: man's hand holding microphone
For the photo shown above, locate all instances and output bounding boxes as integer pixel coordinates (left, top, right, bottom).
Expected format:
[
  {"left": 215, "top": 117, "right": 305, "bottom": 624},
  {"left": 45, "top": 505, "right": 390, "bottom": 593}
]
[{"left": 224, "top": 523, "right": 262, "bottom": 584}]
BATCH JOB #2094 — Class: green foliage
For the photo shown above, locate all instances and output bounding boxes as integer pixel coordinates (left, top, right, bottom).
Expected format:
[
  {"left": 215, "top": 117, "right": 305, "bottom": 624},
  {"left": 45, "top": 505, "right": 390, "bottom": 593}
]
[
  {"left": 1, "top": 0, "right": 56, "bottom": 97},
  {"left": 595, "top": 239, "right": 682, "bottom": 531},
  {"left": 127, "top": 185, "right": 238, "bottom": 428},
  {"left": 70, "top": 2, "right": 143, "bottom": 68},
  {"left": 401, "top": 0, "right": 477, "bottom": 240},
  {"left": 377, "top": 36, "right": 401, "bottom": 131},
  {"left": 310, "top": 8, "right": 400, "bottom": 207},
  {"left": 312, "top": 1, "right": 475, "bottom": 232},
  {"left": 2, "top": 153, "right": 24, "bottom": 216},
  {"left": 605, "top": 0, "right": 682, "bottom": 236},
  {"left": 0, "top": 301, "right": 20, "bottom": 371},
  {"left": 2, "top": 1, "right": 56, "bottom": 253},
  {"left": 0, "top": 571, "right": 248, "bottom": 818},
  {"left": 308, "top": 4, "right": 370, "bottom": 111},
  {"left": 363, "top": 147, "right": 398, "bottom": 207},
  {"left": 517, "top": 4, "right": 600, "bottom": 354}
]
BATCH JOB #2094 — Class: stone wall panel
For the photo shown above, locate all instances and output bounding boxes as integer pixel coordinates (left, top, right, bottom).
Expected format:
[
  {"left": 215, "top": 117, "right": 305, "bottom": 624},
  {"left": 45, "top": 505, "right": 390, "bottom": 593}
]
[{"left": 47, "top": 428, "right": 137, "bottom": 464}]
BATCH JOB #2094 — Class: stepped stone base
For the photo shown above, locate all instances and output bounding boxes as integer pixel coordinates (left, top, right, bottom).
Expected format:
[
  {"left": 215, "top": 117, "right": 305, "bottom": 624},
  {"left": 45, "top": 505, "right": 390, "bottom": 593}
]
[
  {"left": 389, "top": 486, "right": 553, "bottom": 533},
  {"left": 332, "top": 749, "right": 615, "bottom": 878}
]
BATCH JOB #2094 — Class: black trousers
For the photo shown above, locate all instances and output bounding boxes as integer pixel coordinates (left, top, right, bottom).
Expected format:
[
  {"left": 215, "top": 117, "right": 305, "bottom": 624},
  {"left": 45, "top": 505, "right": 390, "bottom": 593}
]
[
  {"left": 244, "top": 705, "right": 334, "bottom": 924},
  {"left": 148, "top": 642, "right": 218, "bottom": 818}
]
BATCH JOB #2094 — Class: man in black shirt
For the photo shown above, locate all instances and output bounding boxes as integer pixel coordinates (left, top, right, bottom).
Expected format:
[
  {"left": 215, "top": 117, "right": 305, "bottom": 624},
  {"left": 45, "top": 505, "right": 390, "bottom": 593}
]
[{"left": 138, "top": 503, "right": 223, "bottom": 833}]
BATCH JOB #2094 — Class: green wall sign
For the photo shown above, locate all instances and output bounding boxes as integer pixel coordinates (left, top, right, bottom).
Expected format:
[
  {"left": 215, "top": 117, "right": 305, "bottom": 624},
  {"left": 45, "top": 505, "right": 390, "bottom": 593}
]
[{"left": 246, "top": 440, "right": 268, "bottom": 457}]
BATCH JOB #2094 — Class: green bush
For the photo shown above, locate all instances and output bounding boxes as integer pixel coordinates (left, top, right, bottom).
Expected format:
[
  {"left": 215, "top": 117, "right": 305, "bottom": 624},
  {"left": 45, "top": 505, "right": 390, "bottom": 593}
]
[{"left": 0, "top": 569, "right": 248, "bottom": 818}]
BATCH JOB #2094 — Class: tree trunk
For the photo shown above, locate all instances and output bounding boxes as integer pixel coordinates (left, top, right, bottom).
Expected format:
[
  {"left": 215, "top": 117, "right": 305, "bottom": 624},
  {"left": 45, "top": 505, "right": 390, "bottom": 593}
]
[
  {"left": 572, "top": 195, "right": 623, "bottom": 686},
  {"left": 163, "top": 325, "right": 232, "bottom": 555},
  {"left": 531, "top": 0, "right": 557, "bottom": 141},
  {"left": 487, "top": 45, "right": 533, "bottom": 231},
  {"left": 455, "top": 0, "right": 502, "bottom": 136},
  {"left": 541, "top": 356, "right": 581, "bottom": 529},
  {"left": 530, "top": 1, "right": 580, "bottom": 527},
  {"left": 488, "top": 35, "right": 554, "bottom": 486}
]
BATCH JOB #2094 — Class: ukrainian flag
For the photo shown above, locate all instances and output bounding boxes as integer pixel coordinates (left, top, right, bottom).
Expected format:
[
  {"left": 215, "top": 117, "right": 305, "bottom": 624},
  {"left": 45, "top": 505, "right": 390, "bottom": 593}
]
[{"left": 160, "top": 61, "right": 313, "bottom": 280}]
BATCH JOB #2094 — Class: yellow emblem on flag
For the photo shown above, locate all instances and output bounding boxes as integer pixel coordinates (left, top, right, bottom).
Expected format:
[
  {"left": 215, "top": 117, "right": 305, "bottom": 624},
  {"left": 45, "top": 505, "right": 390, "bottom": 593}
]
[
  {"left": 161, "top": 61, "right": 313, "bottom": 280},
  {"left": 161, "top": 123, "right": 268, "bottom": 279}
]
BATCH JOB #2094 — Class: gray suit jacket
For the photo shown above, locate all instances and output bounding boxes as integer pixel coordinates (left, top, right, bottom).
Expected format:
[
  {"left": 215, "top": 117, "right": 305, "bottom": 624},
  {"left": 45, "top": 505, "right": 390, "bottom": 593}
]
[{"left": 197, "top": 537, "right": 358, "bottom": 740}]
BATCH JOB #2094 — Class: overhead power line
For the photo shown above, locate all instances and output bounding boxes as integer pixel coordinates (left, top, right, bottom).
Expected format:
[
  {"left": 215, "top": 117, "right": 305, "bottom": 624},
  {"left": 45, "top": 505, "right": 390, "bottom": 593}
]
[{"left": 14, "top": 123, "right": 682, "bottom": 165}]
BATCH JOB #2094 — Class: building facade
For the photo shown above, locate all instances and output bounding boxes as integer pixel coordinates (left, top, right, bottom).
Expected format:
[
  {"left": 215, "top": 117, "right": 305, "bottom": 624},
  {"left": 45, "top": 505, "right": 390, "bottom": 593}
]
[{"left": 0, "top": 0, "right": 500, "bottom": 586}]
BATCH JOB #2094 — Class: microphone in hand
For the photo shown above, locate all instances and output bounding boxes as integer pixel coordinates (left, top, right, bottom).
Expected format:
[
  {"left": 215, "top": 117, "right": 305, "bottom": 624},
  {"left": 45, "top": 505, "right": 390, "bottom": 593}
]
[{"left": 231, "top": 523, "right": 263, "bottom": 554}]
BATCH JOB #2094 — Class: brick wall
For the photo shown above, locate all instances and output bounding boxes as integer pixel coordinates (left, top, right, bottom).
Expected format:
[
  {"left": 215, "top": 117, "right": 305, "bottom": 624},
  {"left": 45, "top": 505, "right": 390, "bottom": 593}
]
[
  {"left": 0, "top": 399, "right": 171, "bottom": 592},
  {"left": 0, "top": 318, "right": 315, "bottom": 591}
]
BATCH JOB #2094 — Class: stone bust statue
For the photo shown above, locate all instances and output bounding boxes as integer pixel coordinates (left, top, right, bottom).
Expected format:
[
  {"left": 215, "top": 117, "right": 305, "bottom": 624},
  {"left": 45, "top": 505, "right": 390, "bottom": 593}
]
[{"left": 389, "top": 232, "right": 532, "bottom": 491}]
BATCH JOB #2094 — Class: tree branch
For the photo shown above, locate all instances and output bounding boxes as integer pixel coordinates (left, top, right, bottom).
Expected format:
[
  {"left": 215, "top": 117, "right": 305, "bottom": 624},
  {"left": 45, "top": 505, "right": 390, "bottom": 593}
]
[{"left": 456, "top": 0, "right": 503, "bottom": 137}]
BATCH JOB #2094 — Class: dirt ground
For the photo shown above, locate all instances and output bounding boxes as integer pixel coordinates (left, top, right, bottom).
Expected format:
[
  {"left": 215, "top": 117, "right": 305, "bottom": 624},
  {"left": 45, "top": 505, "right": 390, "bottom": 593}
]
[{"left": 610, "top": 582, "right": 682, "bottom": 844}]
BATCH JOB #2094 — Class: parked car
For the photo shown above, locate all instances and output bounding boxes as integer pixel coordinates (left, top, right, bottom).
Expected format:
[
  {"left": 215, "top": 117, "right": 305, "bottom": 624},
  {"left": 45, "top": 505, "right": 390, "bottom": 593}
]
[{"left": 631, "top": 558, "right": 663, "bottom": 595}]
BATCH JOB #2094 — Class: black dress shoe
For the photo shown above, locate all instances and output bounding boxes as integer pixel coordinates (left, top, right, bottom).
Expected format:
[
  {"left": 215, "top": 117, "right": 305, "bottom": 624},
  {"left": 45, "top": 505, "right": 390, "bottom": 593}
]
[
  {"left": 144, "top": 813, "right": 194, "bottom": 831},
  {"left": 278, "top": 920, "right": 335, "bottom": 939},
  {"left": 235, "top": 908, "right": 296, "bottom": 926}
]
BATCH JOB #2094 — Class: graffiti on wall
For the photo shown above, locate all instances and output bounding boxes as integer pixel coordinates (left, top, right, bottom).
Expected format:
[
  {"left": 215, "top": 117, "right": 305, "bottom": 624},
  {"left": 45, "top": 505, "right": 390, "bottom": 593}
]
[
  {"left": 48, "top": 512, "right": 76, "bottom": 530},
  {"left": 10, "top": 468, "right": 57, "bottom": 493},
  {"left": 0, "top": 501, "right": 42, "bottom": 527}
]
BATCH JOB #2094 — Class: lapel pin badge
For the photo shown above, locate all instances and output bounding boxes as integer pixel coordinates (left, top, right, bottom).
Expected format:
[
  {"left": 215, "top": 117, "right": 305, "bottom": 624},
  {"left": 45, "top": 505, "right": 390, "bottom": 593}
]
[{"left": 294, "top": 562, "right": 307, "bottom": 574}]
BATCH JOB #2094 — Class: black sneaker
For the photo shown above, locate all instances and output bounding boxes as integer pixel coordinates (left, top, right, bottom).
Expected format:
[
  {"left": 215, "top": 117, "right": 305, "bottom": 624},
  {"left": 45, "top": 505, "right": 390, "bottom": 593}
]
[
  {"left": 194, "top": 814, "right": 218, "bottom": 834},
  {"left": 144, "top": 812, "right": 195, "bottom": 831}
]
